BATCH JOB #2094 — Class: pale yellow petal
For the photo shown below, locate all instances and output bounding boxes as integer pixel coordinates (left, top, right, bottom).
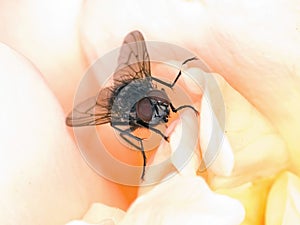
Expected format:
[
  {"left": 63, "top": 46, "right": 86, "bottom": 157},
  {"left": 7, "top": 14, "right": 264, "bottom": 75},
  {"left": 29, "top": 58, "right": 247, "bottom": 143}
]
[
  {"left": 205, "top": 74, "right": 288, "bottom": 188},
  {"left": 266, "top": 171, "right": 300, "bottom": 225},
  {"left": 217, "top": 178, "right": 273, "bottom": 225}
]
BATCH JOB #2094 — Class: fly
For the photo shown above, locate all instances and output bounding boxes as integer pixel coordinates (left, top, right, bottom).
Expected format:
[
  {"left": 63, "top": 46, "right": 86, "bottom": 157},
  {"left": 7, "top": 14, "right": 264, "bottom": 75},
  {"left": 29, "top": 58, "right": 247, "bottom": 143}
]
[{"left": 66, "top": 30, "right": 198, "bottom": 180}]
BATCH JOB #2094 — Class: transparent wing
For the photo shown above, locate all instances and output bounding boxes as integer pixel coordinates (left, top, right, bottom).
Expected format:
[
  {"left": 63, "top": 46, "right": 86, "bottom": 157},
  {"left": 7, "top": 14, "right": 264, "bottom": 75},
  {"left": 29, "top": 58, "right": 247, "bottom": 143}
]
[
  {"left": 66, "top": 30, "right": 151, "bottom": 127},
  {"left": 66, "top": 87, "right": 113, "bottom": 127},
  {"left": 113, "top": 30, "right": 151, "bottom": 87}
]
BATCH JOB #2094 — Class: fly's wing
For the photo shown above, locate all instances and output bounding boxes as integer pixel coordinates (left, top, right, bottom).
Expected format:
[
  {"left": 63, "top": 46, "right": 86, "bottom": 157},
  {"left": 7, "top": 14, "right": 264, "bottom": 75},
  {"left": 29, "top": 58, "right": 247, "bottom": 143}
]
[
  {"left": 113, "top": 30, "right": 151, "bottom": 87},
  {"left": 66, "top": 87, "right": 113, "bottom": 127},
  {"left": 66, "top": 30, "right": 151, "bottom": 127}
]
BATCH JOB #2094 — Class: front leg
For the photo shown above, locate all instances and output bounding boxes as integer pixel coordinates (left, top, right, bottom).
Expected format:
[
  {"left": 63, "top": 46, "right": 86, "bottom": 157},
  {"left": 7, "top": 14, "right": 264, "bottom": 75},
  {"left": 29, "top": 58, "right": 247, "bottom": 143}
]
[
  {"left": 170, "top": 103, "right": 199, "bottom": 115},
  {"left": 135, "top": 119, "right": 169, "bottom": 142},
  {"left": 147, "top": 126, "right": 169, "bottom": 142},
  {"left": 151, "top": 56, "right": 198, "bottom": 88}
]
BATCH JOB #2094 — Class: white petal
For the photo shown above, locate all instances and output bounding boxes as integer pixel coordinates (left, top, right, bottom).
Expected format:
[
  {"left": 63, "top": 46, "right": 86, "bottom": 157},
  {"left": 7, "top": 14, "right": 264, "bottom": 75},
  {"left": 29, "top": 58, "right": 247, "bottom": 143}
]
[
  {"left": 65, "top": 203, "right": 125, "bottom": 225},
  {"left": 121, "top": 176, "right": 245, "bottom": 225},
  {"left": 200, "top": 94, "right": 234, "bottom": 176}
]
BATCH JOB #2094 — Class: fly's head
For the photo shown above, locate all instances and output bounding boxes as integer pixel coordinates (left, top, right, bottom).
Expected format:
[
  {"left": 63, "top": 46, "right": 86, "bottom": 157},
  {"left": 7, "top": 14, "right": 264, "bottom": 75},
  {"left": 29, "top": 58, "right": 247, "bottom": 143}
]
[{"left": 136, "top": 89, "right": 170, "bottom": 126}]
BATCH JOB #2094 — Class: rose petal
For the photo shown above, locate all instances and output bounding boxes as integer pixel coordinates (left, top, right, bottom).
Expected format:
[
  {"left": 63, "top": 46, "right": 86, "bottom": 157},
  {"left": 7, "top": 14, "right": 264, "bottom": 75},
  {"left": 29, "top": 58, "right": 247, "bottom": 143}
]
[
  {"left": 184, "top": 68, "right": 235, "bottom": 176},
  {"left": 121, "top": 176, "right": 245, "bottom": 225},
  {"left": 266, "top": 172, "right": 300, "bottom": 225},
  {"left": 139, "top": 109, "right": 199, "bottom": 194},
  {"left": 216, "top": 178, "right": 273, "bottom": 225},
  {"left": 200, "top": 91, "right": 234, "bottom": 176}
]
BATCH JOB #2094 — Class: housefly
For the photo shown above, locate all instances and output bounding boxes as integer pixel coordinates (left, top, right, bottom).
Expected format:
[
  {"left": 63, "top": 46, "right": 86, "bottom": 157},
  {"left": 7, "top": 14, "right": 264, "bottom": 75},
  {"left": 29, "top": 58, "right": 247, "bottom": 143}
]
[{"left": 66, "top": 30, "right": 198, "bottom": 180}]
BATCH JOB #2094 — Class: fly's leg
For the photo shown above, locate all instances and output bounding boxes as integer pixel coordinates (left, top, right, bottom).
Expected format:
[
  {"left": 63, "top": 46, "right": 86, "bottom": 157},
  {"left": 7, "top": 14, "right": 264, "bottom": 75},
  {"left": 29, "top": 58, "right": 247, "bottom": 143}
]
[
  {"left": 114, "top": 126, "right": 142, "bottom": 150},
  {"left": 148, "top": 126, "right": 169, "bottom": 142},
  {"left": 151, "top": 76, "right": 173, "bottom": 88},
  {"left": 170, "top": 57, "right": 198, "bottom": 87},
  {"left": 151, "top": 56, "right": 198, "bottom": 88},
  {"left": 170, "top": 103, "right": 199, "bottom": 115},
  {"left": 136, "top": 120, "right": 169, "bottom": 142},
  {"left": 111, "top": 125, "right": 147, "bottom": 180}
]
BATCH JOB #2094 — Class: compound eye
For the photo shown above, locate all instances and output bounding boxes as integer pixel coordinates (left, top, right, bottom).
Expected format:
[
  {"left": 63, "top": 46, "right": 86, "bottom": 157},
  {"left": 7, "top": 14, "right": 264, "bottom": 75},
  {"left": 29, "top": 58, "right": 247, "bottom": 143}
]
[{"left": 136, "top": 98, "right": 153, "bottom": 122}]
